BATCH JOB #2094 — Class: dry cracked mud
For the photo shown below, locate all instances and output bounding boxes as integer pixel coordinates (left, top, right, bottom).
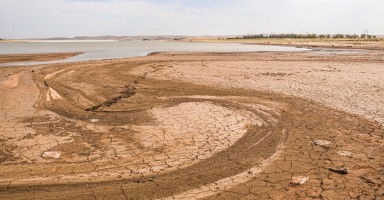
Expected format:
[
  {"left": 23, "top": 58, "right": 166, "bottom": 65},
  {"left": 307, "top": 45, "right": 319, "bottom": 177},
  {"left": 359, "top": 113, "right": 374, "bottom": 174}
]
[{"left": 0, "top": 50, "right": 383, "bottom": 200}]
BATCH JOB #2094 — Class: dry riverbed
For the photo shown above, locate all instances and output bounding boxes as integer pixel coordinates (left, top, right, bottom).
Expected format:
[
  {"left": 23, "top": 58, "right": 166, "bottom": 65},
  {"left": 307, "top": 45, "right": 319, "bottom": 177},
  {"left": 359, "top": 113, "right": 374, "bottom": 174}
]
[{"left": 0, "top": 49, "right": 383, "bottom": 199}]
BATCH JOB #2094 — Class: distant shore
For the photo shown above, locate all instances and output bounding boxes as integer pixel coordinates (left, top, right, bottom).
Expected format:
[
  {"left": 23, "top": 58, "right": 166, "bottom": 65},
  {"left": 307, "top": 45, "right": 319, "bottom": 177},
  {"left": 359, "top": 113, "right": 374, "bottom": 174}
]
[{"left": 0, "top": 39, "right": 118, "bottom": 43}]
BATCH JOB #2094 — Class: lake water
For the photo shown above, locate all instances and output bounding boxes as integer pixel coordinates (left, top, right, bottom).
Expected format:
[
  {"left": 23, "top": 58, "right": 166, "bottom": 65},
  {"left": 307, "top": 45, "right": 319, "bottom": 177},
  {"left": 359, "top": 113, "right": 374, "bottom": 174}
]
[{"left": 0, "top": 40, "right": 308, "bottom": 66}]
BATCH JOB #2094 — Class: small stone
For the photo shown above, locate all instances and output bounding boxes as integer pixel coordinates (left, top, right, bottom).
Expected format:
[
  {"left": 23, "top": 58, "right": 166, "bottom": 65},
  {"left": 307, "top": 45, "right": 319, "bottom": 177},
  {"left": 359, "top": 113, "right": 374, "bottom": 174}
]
[
  {"left": 328, "top": 167, "right": 349, "bottom": 175},
  {"left": 313, "top": 140, "right": 331, "bottom": 146},
  {"left": 42, "top": 151, "right": 61, "bottom": 159},
  {"left": 290, "top": 176, "right": 309, "bottom": 185},
  {"left": 90, "top": 119, "right": 99, "bottom": 123},
  {"left": 337, "top": 150, "right": 352, "bottom": 157}
]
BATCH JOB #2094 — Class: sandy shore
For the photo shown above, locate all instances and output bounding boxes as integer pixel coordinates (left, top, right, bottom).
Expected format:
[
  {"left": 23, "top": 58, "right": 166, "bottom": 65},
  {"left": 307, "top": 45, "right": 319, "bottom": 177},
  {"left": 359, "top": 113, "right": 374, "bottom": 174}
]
[
  {"left": 0, "top": 47, "right": 383, "bottom": 199},
  {"left": 0, "top": 52, "right": 82, "bottom": 64}
]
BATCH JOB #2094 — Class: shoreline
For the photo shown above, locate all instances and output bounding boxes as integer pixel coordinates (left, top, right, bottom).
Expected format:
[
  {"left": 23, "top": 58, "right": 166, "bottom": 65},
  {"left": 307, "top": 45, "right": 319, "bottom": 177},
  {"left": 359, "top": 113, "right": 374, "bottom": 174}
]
[
  {"left": 0, "top": 41, "right": 311, "bottom": 67},
  {"left": 0, "top": 40, "right": 119, "bottom": 43}
]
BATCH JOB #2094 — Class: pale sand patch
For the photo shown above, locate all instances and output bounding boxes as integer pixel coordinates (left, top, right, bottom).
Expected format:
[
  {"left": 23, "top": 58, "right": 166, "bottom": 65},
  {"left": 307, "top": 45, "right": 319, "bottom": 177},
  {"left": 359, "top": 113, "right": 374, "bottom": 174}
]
[
  {"left": 131, "top": 60, "right": 384, "bottom": 125},
  {"left": 46, "top": 87, "right": 63, "bottom": 101},
  {"left": 44, "top": 69, "right": 66, "bottom": 80},
  {"left": 41, "top": 151, "right": 62, "bottom": 159},
  {"left": 0, "top": 72, "right": 23, "bottom": 88},
  {"left": 67, "top": 70, "right": 75, "bottom": 75},
  {"left": 160, "top": 95, "right": 280, "bottom": 125},
  {"left": 10, "top": 134, "right": 74, "bottom": 163}
]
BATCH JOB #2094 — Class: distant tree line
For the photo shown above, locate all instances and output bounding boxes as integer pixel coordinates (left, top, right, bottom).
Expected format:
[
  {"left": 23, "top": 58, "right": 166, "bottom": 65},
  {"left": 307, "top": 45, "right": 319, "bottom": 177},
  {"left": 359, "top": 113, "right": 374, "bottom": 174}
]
[{"left": 233, "top": 34, "right": 377, "bottom": 39}]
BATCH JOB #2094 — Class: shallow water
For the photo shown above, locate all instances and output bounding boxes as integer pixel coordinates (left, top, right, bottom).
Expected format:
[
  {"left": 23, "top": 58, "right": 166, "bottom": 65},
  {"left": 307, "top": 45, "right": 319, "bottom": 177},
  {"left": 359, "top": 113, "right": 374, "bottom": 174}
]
[{"left": 0, "top": 40, "right": 308, "bottom": 66}]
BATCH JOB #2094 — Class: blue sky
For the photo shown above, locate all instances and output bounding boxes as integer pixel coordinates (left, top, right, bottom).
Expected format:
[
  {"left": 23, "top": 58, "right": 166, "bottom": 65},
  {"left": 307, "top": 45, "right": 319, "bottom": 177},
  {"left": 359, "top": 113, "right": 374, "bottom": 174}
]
[{"left": 0, "top": 0, "right": 383, "bottom": 38}]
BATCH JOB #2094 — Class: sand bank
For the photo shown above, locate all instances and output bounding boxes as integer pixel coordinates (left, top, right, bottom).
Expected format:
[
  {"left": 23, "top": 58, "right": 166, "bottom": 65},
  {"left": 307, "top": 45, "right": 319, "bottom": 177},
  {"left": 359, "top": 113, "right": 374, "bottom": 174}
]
[{"left": 0, "top": 52, "right": 82, "bottom": 64}]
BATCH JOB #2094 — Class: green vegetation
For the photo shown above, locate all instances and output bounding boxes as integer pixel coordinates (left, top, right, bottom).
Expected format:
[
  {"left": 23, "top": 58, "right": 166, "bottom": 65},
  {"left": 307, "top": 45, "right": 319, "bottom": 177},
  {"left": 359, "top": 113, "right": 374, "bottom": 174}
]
[{"left": 232, "top": 33, "right": 377, "bottom": 39}]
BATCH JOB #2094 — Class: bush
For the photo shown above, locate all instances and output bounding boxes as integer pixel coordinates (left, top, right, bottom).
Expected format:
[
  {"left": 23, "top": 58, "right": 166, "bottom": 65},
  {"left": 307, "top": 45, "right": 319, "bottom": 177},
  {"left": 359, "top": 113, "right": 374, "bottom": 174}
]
[
  {"left": 332, "top": 34, "right": 345, "bottom": 38},
  {"left": 243, "top": 34, "right": 266, "bottom": 39},
  {"left": 236, "top": 33, "right": 376, "bottom": 40}
]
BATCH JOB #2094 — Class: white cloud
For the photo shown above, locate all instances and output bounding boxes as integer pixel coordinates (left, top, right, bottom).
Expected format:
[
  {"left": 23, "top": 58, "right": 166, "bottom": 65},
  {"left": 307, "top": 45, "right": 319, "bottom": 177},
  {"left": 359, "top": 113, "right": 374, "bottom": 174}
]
[{"left": 0, "top": 0, "right": 383, "bottom": 38}]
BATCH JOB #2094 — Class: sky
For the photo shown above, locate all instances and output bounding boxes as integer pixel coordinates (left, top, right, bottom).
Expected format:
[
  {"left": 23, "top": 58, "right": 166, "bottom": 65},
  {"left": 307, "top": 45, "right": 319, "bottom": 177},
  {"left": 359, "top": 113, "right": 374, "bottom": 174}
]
[{"left": 1, "top": 0, "right": 383, "bottom": 39}]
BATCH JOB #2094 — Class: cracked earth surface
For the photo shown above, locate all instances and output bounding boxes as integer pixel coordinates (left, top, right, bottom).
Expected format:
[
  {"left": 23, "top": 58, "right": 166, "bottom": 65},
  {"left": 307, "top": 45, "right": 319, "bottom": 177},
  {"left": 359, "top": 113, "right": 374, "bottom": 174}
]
[{"left": 0, "top": 50, "right": 383, "bottom": 199}]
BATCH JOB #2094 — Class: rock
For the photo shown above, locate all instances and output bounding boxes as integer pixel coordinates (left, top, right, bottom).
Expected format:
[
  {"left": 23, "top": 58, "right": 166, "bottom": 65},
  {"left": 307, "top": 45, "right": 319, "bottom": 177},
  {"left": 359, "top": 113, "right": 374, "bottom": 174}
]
[
  {"left": 290, "top": 176, "right": 309, "bottom": 185},
  {"left": 42, "top": 151, "right": 61, "bottom": 159},
  {"left": 337, "top": 150, "right": 352, "bottom": 157},
  {"left": 328, "top": 167, "right": 349, "bottom": 175},
  {"left": 90, "top": 119, "right": 99, "bottom": 123},
  {"left": 313, "top": 140, "right": 331, "bottom": 146}
]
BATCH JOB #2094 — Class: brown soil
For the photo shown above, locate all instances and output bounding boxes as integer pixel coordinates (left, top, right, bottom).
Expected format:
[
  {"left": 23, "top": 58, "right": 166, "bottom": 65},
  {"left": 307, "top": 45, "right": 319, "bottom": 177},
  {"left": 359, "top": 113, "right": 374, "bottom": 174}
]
[
  {"left": 0, "top": 52, "right": 82, "bottom": 64},
  {"left": 0, "top": 49, "right": 383, "bottom": 200}
]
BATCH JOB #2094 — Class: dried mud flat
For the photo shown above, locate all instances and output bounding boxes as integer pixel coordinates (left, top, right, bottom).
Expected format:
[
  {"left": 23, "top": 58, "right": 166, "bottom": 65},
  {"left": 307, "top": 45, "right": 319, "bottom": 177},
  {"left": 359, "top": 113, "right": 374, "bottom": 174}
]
[{"left": 0, "top": 50, "right": 383, "bottom": 200}]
